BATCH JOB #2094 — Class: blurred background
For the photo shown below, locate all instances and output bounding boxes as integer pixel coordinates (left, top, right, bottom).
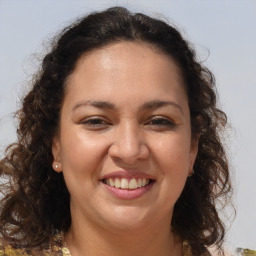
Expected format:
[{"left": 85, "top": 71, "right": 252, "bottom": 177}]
[{"left": 0, "top": 0, "right": 255, "bottom": 251}]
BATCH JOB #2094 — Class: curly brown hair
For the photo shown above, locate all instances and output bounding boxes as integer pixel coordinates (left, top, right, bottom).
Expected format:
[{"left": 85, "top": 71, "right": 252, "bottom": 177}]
[{"left": 0, "top": 6, "right": 232, "bottom": 255}]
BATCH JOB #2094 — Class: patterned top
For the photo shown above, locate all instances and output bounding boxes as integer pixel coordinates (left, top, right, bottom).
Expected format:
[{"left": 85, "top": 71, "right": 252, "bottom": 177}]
[
  {"left": 0, "top": 232, "right": 193, "bottom": 256},
  {"left": 1, "top": 232, "right": 255, "bottom": 255},
  {"left": 236, "top": 248, "right": 256, "bottom": 256},
  {"left": 0, "top": 233, "right": 71, "bottom": 256}
]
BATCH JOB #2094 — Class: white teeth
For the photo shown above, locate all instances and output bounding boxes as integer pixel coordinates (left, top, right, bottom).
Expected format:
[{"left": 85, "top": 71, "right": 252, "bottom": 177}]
[
  {"left": 121, "top": 178, "right": 129, "bottom": 189},
  {"left": 129, "top": 178, "right": 137, "bottom": 190},
  {"left": 114, "top": 178, "right": 121, "bottom": 188},
  {"left": 137, "top": 178, "right": 142, "bottom": 187},
  {"left": 104, "top": 177, "right": 151, "bottom": 189},
  {"left": 109, "top": 178, "right": 115, "bottom": 187}
]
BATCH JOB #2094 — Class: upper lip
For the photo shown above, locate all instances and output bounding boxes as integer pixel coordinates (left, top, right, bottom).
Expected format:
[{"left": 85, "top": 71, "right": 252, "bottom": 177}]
[{"left": 100, "top": 170, "right": 155, "bottom": 181}]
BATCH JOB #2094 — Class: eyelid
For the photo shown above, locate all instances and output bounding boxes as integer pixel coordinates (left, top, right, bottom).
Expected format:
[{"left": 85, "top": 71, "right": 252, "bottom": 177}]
[
  {"left": 145, "top": 116, "right": 176, "bottom": 126},
  {"left": 79, "top": 116, "right": 111, "bottom": 127}
]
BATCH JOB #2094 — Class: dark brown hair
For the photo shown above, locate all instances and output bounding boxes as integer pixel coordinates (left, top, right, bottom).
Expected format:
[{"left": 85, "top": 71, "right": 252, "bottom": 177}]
[{"left": 0, "top": 6, "right": 232, "bottom": 255}]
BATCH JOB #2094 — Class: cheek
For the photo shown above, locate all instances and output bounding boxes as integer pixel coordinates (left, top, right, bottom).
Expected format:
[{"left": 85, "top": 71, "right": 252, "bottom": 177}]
[
  {"left": 59, "top": 131, "right": 110, "bottom": 199},
  {"left": 60, "top": 128, "right": 109, "bottom": 175},
  {"left": 151, "top": 132, "right": 192, "bottom": 171}
]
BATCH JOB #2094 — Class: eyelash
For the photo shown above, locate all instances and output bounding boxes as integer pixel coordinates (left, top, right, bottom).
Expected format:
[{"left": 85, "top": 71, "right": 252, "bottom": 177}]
[
  {"left": 145, "top": 116, "right": 175, "bottom": 127},
  {"left": 79, "top": 116, "right": 176, "bottom": 130},
  {"left": 80, "top": 117, "right": 110, "bottom": 128}
]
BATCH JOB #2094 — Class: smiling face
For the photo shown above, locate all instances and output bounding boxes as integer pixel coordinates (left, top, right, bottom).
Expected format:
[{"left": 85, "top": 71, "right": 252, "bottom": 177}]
[{"left": 52, "top": 41, "right": 198, "bottom": 233}]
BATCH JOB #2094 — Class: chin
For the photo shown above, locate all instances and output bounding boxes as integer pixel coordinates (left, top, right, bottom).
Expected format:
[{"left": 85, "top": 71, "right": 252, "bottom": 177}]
[{"left": 100, "top": 206, "right": 153, "bottom": 231}]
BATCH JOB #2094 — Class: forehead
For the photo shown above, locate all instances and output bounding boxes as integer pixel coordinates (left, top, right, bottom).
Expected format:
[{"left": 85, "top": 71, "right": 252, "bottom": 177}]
[
  {"left": 64, "top": 41, "right": 187, "bottom": 108},
  {"left": 66, "top": 41, "right": 184, "bottom": 85}
]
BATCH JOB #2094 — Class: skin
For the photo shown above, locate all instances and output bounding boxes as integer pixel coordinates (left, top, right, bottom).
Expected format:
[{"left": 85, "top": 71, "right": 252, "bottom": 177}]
[{"left": 52, "top": 42, "right": 198, "bottom": 256}]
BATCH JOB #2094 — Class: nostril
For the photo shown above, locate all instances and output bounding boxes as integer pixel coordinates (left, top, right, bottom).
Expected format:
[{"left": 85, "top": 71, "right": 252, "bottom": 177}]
[{"left": 108, "top": 142, "right": 149, "bottom": 163}]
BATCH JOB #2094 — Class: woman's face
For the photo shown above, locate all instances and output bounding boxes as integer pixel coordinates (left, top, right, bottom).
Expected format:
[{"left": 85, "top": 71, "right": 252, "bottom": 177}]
[{"left": 52, "top": 42, "right": 198, "bottom": 232}]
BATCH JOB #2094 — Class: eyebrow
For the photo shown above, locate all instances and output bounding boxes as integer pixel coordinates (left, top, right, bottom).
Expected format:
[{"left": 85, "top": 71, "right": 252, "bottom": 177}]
[
  {"left": 72, "top": 100, "right": 116, "bottom": 111},
  {"left": 139, "top": 100, "right": 183, "bottom": 114},
  {"left": 72, "top": 100, "right": 183, "bottom": 114}
]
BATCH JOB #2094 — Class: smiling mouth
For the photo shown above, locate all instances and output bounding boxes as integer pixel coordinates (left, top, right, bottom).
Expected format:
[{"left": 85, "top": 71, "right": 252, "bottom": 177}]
[{"left": 101, "top": 177, "right": 153, "bottom": 190}]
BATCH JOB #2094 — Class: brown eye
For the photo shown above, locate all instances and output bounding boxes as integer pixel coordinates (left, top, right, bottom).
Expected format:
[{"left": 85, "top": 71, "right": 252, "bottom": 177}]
[
  {"left": 80, "top": 117, "right": 111, "bottom": 130},
  {"left": 146, "top": 117, "right": 175, "bottom": 127},
  {"left": 83, "top": 118, "right": 105, "bottom": 125}
]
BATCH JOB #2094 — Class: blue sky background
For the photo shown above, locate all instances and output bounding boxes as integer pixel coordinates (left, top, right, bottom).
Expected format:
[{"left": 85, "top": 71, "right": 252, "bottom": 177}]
[{"left": 0, "top": 0, "right": 255, "bottom": 250}]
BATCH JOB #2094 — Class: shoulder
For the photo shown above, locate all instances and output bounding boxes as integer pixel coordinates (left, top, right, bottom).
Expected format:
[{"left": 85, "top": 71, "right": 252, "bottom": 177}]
[
  {"left": 183, "top": 242, "right": 234, "bottom": 256},
  {"left": 0, "top": 238, "right": 29, "bottom": 256},
  {"left": 0, "top": 232, "right": 65, "bottom": 256},
  {"left": 236, "top": 248, "right": 256, "bottom": 255},
  {"left": 208, "top": 246, "right": 238, "bottom": 256}
]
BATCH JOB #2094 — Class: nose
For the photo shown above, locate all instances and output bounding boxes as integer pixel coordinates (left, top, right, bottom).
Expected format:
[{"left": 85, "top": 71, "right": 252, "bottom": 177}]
[{"left": 108, "top": 122, "right": 149, "bottom": 164}]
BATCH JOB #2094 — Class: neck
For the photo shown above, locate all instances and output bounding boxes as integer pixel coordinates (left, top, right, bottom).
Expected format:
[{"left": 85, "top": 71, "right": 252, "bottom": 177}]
[{"left": 64, "top": 212, "right": 183, "bottom": 256}]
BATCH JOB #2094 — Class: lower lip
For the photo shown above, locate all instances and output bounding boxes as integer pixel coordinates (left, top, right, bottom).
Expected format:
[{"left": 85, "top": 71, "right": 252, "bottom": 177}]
[{"left": 102, "top": 182, "right": 154, "bottom": 200}]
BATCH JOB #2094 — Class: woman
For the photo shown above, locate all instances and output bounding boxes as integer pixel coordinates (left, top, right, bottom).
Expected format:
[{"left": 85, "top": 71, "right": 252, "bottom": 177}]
[{"left": 0, "top": 6, "right": 233, "bottom": 256}]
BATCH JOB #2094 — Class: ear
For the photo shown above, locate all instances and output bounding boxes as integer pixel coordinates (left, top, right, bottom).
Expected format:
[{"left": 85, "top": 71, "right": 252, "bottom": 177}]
[
  {"left": 188, "top": 135, "right": 199, "bottom": 176},
  {"left": 52, "top": 136, "right": 62, "bottom": 173}
]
